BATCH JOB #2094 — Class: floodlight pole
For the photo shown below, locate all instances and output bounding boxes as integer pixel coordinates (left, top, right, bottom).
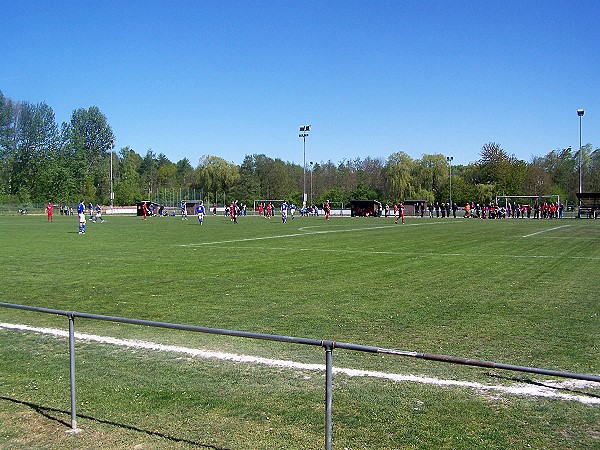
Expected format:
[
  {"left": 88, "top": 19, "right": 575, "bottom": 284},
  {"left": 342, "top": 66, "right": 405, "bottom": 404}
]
[
  {"left": 109, "top": 139, "right": 114, "bottom": 211},
  {"left": 310, "top": 161, "right": 314, "bottom": 207},
  {"left": 299, "top": 125, "right": 311, "bottom": 208},
  {"left": 577, "top": 109, "right": 584, "bottom": 196},
  {"left": 447, "top": 156, "right": 453, "bottom": 210}
]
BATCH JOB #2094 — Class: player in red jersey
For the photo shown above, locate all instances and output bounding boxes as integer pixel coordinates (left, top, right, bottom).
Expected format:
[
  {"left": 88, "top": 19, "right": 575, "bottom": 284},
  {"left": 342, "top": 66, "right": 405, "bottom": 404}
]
[
  {"left": 142, "top": 202, "right": 148, "bottom": 220},
  {"left": 324, "top": 200, "right": 331, "bottom": 220},
  {"left": 46, "top": 201, "right": 53, "bottom": 222},
  {"left": 230, "top": 201, "right": 237, "bottom": 223},
  {"left": 395, "top": 202, "right": 405, "bottom": 224}
]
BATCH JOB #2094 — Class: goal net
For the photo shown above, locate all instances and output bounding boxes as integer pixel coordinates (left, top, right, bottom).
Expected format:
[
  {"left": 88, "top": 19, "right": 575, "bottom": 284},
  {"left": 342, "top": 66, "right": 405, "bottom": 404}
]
[{"left": 495, "top": 195, "right": 560, "bottom": 208}]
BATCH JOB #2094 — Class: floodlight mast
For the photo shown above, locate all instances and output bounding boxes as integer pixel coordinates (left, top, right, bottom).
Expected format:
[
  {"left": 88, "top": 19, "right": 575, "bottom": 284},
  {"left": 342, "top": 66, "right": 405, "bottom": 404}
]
[
  {"left": 299, "top": 125, "right": 311, "bottom": 207},
  {"left": 310, "top": 161, "right": 314, "bottom": 207},
  {"left": 446, "top": 156, "right": 453, "bottom": 209},
  {"left": 109, "top": 139, "right": 114, "bottom": 211},
  {"left": 577, "top": 109, "right": 584, "bottom": 196}
]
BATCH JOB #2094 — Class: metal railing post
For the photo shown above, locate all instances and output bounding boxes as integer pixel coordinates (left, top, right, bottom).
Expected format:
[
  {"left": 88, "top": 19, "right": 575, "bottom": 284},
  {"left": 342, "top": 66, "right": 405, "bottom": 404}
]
[
  {"left": 323, "top": 340, "right": 334, "bottom": 450},
  {"left": 68, "top": 313, "right": 78, "bottom": 431}
]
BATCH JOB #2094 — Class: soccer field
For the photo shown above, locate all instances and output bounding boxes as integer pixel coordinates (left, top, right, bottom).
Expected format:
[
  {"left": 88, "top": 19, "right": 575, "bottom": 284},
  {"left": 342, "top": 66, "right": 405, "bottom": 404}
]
[{"left": 0, "top": 213, "right": 599, "bottom": 449}]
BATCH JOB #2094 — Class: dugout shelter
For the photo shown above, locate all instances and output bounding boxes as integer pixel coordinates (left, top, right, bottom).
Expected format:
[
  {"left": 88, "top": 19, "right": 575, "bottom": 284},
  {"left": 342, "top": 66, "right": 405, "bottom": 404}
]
[
  {"left": 576, "top": 193, "right": 600, "bottom": 218},
  {"left": 403, "top": 199, "right": 428, "bottom": 215},
  {"left": 350, "top": 200, "right": 382, "bottom": 217}
]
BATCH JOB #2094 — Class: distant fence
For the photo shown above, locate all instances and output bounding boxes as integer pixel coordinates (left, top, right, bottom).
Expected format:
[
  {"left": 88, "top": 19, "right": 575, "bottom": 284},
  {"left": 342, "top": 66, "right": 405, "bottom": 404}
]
[{"left": 1, "top": 301, "right": 599, "bottom": 450}]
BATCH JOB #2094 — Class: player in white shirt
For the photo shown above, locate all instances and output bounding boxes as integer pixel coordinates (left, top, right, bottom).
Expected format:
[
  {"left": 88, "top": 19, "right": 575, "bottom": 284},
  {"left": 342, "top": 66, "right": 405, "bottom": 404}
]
[
  {"left": 281, "top": 201, "right": 288, "bottom": 223},
  {"left": 195, "top": 201, "right": 205, "bottom": 225}
]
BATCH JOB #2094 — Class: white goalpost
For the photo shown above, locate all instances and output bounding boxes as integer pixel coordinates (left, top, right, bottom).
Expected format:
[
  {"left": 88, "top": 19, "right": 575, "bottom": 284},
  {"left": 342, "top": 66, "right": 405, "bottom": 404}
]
[
  {"left": 495, "top": 195, "right": 562, "bottom": 219},
  {"left": 495, "top": 195, "right": 560, "bottom": 208}
]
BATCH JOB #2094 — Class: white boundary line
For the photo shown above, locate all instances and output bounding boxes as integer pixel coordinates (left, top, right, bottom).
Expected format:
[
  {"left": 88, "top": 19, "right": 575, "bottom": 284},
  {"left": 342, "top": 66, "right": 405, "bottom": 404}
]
[
  {"left": 195, "top": 245, "right": 600, "bottom": 261},
  {"left": 1, "top": 323, "right": 598, "bottom": 405},
  {"left": 179, "top": 221, "right": 454, "bottom": 247},
  {"left": 522, "top": 224, "right": 571, "bottom": 238}
]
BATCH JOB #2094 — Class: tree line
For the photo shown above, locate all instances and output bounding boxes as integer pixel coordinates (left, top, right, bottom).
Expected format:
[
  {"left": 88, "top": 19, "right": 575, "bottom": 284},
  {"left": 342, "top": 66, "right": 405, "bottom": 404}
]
[{"left": 1, "top": 90, "right": 598, "bottom": 208}]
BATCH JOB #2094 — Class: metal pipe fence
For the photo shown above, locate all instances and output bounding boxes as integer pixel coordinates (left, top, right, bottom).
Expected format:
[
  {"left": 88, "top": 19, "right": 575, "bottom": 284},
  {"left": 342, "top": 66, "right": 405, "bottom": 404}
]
[{"left": 1, "top": 301, "right": 599, "bottom": 449}]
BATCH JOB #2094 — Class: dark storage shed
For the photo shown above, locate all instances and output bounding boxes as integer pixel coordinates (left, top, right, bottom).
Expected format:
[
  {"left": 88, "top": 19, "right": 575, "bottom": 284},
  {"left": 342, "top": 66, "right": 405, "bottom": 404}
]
[{"left": 350, "top": 200, "right": 382, "bottom": 217}]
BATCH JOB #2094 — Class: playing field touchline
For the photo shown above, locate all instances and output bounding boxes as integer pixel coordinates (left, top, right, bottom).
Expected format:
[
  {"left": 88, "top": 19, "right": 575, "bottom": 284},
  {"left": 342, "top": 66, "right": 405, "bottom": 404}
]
[{"left": 1, "top": 322, "right": 598, "bottom": 406}]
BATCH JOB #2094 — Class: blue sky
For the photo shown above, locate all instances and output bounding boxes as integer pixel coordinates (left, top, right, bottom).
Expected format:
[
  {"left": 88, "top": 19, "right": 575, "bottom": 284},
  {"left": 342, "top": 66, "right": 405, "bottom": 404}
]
[{"left": 2, "top": 1, "right": 598, "bottom": 167}]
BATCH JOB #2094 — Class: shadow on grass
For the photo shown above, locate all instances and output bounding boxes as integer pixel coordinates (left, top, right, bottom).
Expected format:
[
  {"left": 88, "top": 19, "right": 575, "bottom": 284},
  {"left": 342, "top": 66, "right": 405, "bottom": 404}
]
[
  {"left": 485, "top": 373, "right": 600, "bottom": 399},
  {"left": 0, "top": 396, "right": 230, "bottom": 449}
]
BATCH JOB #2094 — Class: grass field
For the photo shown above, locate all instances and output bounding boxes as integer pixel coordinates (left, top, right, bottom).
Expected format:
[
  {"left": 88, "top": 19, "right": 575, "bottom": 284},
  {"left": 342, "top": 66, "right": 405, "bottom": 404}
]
[{"left": 0, "top": 212, "right": 599, "bottom": 449}]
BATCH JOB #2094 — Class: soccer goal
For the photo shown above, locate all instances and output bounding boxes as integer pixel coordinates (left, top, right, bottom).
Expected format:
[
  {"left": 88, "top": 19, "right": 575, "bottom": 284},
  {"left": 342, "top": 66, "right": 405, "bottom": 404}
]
[
  {"left": 495, "top": 195, "right": 562, "bottom": 218},
  {"left": 495, "top": 195, "right": 560, "bottom": 208}
]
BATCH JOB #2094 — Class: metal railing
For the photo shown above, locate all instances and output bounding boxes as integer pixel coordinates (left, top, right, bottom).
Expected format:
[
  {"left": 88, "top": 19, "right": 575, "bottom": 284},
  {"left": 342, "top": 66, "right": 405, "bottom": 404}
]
[{"left": 1, "top": 301, "right": 599, "bottom": 449}]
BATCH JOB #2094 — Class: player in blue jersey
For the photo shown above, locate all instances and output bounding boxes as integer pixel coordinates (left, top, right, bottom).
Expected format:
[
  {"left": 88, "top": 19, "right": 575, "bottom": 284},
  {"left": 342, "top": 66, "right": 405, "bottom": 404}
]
[
  {"left": 195, "top": 201, "right": 205, "bottom": 225},
  {"left": 77, "top": 200, "right": 86, "bottom": 234},
  {"left": 181, "top": 201, "right": 188, "bottom": 220},
  {"left": 281, "top": 201, "right": 288, "bottom": 223},
  {"left": 94, "top": 203, "right": 105, "bottom": 223},
  {"left": 290, "top": 203, "right": 296, "bottom": 219}
]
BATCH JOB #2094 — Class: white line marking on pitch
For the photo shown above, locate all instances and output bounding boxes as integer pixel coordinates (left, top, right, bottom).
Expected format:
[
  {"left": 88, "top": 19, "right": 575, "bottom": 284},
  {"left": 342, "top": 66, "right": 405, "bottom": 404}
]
[
  {"left": 180, "top": 221, "right": 455, "bottom": 247},
  {"left": 522, "top": 225, "right": 571, "bottom": 238},
  {"left": 1, "top": 323, "right": 598, "bottom": 405},
  {"left": 206, "top": 246, "right": 600, "bottom": 261}
]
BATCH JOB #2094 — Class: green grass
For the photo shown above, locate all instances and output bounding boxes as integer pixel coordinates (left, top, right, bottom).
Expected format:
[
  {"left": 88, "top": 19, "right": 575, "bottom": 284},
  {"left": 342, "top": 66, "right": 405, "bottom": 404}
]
[{"left": 0, "top": 213, "right": 599, "bottom": 449}]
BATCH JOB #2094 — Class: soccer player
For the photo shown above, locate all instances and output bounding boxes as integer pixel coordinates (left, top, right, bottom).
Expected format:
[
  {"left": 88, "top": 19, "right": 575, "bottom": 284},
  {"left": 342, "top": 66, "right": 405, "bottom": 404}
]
[
  {"left": 324, "top": 200, "right": 331, "bottom": 221},
  {"left": 88, "top": 202, "right": 94, "bottom": 220},
  {"left": 46, "top": 201, "right": 53, "bottom": 222},
  {"left": 181, "top": 201, "right": 188, "bottom": 220},
  {"left": 196, "top": 201, "right": 205, "bottom": 225},
  {"left": 142, "top": 202, "right": 148, "bottom": 220},
  {"left": 281, "top": 201, "right": 288, "bottom": 223},
  {"left": 290, "top": 202, "right": 296, "bottom": 219},
  {"left": 229, "top": 201, "right": 237, "bottom": 223},
  {"left": 94, "top": 203, "right": 105, "bottom": 223},
  {"left": 77, "top": 200, "right": 86, "bottom": 234},
  {"left": 395, "top": 202, "right": 405, "bottom": 224}
]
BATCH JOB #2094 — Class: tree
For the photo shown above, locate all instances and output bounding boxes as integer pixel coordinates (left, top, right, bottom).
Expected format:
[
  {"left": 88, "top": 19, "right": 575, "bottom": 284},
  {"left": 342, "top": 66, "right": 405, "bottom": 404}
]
[
  {"left": 140, "top": 150, "right": 159, "bottom": 198},
  {"left": 115, "top": 147, "right": 142, "bottom": 204},
  {"left": 477, "top": 142, "right": 526, "bottom": 196},
  {"left": 415, "top": 154, "right": 448, "bottom": 202},
  {"left": 588, "top": 147, "right": 600, "bottom": 193},
  {"left": 523, "top": 158, "right": 552, "bottom": 197},
  {"left": 176, "top": 158, "right": 194, "bottom": 187},
  {"left": 195, "top": 155, "right": 240, "bottom": 202},
  {"left": 10, "top": 101, "right": 60, "bottom": 202},
  {"left": 65, "top": 106, "right": 115, "bottom": 202},
  {"left": 235, "top": 154, "right": 263, "bottom": 202},
  {"left": 385, "top": 151, "right": 416, "bottom": 201},
  {"left": 0, "top": 92, "right": 18, "bottom": 198}
]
